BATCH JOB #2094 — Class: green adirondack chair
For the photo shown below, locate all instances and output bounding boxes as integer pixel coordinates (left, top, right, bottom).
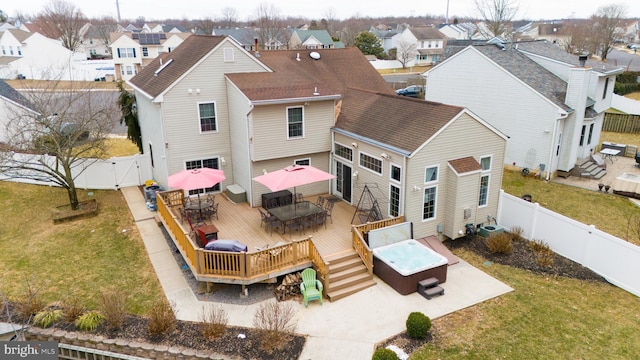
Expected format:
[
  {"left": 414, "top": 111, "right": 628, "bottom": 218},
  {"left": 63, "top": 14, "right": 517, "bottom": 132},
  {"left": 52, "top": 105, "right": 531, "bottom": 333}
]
[{"left": 300, "top": 268, "right": 323, "bottom": 307}]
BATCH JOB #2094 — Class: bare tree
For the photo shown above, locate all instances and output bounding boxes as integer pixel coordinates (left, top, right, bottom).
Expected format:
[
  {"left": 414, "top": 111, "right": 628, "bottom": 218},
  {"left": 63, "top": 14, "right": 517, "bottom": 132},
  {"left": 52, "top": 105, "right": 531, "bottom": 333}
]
[
  {"left": 322, "top": 7, "right": 337, "bottom": 34},
  {"left": 558, "top": 20, "right": 598, "bottom": 55},
  {"left": 395, "top": 38, "right": 418, "bottom": 68},
  {"left": 592, "top": 4, "right": 627, "bottom": 61},
  {"left": 34, "top": 0, "right": 86, "bottom": 51},
  {"left": 338, "top": 17, "right": 370, "bottom": 47},
  {"left": 196, "top": 17, "right": 216, "bottom": 35},
  {"left": 475, "top": 0, "right": 519, "bottom": 38},
  {"left": 253, "top": 3, "right": 285, "bottom": 49},
  {"left": 93, "top": 16, "right": 120, "bottom": 56},
  {"left": 0, "top": 81, "right": 120, "bottom": 210},
  {"left": 220, "top": 7, "right": 238, "bottom": 28}
]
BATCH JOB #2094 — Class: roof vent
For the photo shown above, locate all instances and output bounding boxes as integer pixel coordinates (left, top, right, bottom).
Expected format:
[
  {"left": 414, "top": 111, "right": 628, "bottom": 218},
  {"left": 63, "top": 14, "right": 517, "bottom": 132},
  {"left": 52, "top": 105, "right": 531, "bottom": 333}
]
[
  {"left": 154, "top": 58, "right": 173, "bottom": 76},
  {"left": 309, "top": 51, "right": 321, "bottom": 60}
]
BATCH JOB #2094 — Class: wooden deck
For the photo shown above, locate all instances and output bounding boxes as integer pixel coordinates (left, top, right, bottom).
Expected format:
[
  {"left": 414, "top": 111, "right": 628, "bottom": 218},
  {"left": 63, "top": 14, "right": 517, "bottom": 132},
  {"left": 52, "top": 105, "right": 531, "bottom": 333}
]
[{"left": 175, "top": 193, "right": 358, "bottom": 258}]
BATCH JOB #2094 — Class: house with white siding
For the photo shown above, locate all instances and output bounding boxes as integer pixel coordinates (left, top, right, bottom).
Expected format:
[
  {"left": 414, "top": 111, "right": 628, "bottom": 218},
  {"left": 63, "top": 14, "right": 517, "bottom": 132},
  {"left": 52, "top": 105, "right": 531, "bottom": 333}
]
[
  {"left": 129, "top": 34, "right": 507, "bottom": 240},
  {"left": 396, "top": 26, "right": 447, "bottom": 65},
  {"left": 0, "top": 79, "right": 39, "bottom": 143},
  {"left": 424, "top": 40, "right": 625, "bottom": 179}
]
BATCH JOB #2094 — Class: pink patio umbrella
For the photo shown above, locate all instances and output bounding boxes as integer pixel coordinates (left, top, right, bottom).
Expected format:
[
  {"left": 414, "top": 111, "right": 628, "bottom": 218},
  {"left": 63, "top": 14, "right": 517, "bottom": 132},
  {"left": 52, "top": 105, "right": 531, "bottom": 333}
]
[
  {"left": 253, "top": 164, "right": 336, "bottom": 196},
  {"left": 168, "top": 168, "right": 226, "bottom": 192}
]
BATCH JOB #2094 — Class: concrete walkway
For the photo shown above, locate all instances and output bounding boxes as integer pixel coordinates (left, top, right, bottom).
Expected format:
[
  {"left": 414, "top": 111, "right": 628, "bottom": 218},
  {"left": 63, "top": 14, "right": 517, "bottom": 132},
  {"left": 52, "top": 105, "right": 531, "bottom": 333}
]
[{"left": 121, "top": 186, "right": 513, "bottom": 360}]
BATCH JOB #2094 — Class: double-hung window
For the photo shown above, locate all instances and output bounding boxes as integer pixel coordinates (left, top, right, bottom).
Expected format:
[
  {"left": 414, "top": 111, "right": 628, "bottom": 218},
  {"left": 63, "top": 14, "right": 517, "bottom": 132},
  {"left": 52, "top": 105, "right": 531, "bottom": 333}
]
[
  {"left": 199, "top": 102, "right": 217, "bottom": 132},
  {"left": 423, "top": 165, "right": 438, "bottom": 220},
  {"left": 185, "top": 158, "right": 220, "bottom": 194},
  {"left": 118, "top": 47, "right": 136, "bottom": 58},
  {"left": 478, "top": 156, "right": 491, "bottom": 207},
  {"left": 142, "top": 47, "right": 148, "bottom": 57},
  {"left": 389, "top": 164, "right": 402, "bottom": 217},
  {"left": 287, "top": 106, "right": 304, "bottom": 139}
]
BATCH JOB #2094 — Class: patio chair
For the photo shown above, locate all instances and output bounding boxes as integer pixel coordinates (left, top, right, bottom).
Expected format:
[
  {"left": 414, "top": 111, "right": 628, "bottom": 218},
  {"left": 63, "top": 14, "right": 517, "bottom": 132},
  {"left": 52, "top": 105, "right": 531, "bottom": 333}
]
[
  {"left": 285, "top": 217, "right": 304, "bottom": 238},
  {"left": 324, "top": 200, "right": 335, "bottom": 224},
  {"left": 295, "top": 193, "right": 304, "bottom": 203},
  {"left": 301, "top": 214, "right": 315, "bottom": 231},
  {"left": 300, "top": 268, "right": 323, "bottom": 308},
  {"left": 207, "top": 202, "right": 219, "bottom": 220},
  {"left": 184, "top": 211, "right": 205, "bottom": 237},
  {"left": 314, "top": 211, "right": 327, "bottom": 231},
  {"left": 259, "top": 208, "right": 282, "bottom": 235},
  {"left": 315, "top": 196, "right": 325, "bottom": 208}
]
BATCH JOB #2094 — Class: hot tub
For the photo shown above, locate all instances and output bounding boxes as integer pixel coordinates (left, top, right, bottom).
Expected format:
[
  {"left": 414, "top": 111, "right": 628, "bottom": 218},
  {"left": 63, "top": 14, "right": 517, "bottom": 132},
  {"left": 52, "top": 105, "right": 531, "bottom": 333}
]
[{"left": 372, "top": 239, "right": 448, "bottom": 295}]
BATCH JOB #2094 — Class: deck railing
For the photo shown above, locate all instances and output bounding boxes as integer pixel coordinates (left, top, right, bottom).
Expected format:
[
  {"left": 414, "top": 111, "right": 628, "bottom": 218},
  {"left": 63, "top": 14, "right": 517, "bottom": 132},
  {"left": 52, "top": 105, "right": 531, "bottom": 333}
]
[
  {"left": 351, "top": 216, "right": 405, "bottom": 274},
  {"left": 157, "top": 191, "right": 316, "bottom": 284}
]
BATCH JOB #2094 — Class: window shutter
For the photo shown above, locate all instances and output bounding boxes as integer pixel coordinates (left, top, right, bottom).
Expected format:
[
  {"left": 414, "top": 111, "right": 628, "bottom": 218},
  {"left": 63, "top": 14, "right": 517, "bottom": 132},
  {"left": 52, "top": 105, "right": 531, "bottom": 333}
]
[
  {"left": 117, "top": 48, "right": 121, "bottom": 57},
  {"left": 133, "top": 48, "right": 136, "bottom": 57}
]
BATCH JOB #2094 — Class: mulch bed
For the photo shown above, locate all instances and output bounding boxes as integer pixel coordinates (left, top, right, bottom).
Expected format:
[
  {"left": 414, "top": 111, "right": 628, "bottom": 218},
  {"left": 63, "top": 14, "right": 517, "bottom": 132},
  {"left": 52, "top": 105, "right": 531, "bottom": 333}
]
[
  {"left": 1, "top": 304, "right": 305, "bottom": 360},
  {"left": 376, "top": 234, "right": 607, "bottom": 355}
]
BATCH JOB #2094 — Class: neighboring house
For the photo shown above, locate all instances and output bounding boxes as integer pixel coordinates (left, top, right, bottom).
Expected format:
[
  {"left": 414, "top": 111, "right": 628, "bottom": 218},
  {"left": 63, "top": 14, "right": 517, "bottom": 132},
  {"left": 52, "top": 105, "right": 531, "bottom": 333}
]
[
  {"left": 517, "top": 22, "right": 569, "bottom": 45},
  {"left": 618, "top": 19, "right": 639, "bottom": 43},
  {"left": 143, "top": 23, "right": 187, "bottom": 33},
  {"left": 0, "top": 29, "right": 91, "bottom": 80},
  {"left": 0, "top": 79, "right": 38, "bottom": 143},
  {"left": 397, "top": 26, "right": 446, "bottom": 65},
  {"left": 333, "top": 89, "right": 507, "bottom": 240},
  {"left": 0, "top": 23, "right": 16, "bottom": 32},
  {"left": 77, "top": 23, "right": 124, "bottom": 59},
  {"left": 424, "top": 40, "right": 625, "bottom": 179},
  {"left": 110, "top": 32, "right": 191, "bottom": 81},
  {"left": 438, "top": 22, "right": 478, "bottom": 40},
  {"left": 128, "top": 34, "right": 508, "bottom": 240},
  {"left": 369, "top": 28, "right": 400, "bottom": 54},
  {"left": 288, "top": 29, "right": 335, "bottom": 49}
]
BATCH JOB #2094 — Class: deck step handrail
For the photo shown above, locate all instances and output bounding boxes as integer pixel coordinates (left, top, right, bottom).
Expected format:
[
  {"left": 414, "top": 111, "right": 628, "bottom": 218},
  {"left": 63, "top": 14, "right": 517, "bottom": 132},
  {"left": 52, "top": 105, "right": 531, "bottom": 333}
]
[{"left": 351, "top": 216, "right": 405, "bottom": 274}]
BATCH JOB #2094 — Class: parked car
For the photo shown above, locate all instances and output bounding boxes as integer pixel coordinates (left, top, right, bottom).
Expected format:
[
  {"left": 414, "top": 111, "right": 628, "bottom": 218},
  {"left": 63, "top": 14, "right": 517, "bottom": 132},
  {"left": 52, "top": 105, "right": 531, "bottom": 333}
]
[
  {"left": 627, "top": 44, "right": 639, "bottom": 49},
  {"left": 395, "top": 85, "right": 425, "bottom": 98}
]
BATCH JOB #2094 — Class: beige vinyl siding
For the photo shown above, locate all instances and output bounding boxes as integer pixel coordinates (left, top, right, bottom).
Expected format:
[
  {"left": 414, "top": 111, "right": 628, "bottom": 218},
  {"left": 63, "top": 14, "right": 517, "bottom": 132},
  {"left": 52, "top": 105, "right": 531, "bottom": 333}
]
[
  {"left": 405, "top": 113, "right": 506, "bottom": 240},
  {"left": 160, "top": 40, "right": 267, "bottom": 191},
  {"left": 135, "top": 95, "right": 168, "bottom": 188},
  {"left": 250, "top": 152, "right": 332, "bottom": 207},
  {"left": 251, "top": 101, "right": 334, "bottom": 161},
  {"left": 443, "top": 167, "right": 482, "bottom": 239},
  {"left": 226, "top": 83, "right": 252, "bottom": 199},
  {"left": 425, "top": 48, "right": 561, "bottom": 174}
]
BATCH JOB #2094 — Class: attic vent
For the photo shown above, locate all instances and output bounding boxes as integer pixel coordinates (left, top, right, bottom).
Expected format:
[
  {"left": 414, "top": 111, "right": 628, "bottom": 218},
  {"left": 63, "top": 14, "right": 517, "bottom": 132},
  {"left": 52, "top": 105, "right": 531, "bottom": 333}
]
[
  {"left": 154, "top": 58, "right": 173, "bottom": 76},
  {"left": 309, "top": 51, "right": 320, "bottom": 60}
]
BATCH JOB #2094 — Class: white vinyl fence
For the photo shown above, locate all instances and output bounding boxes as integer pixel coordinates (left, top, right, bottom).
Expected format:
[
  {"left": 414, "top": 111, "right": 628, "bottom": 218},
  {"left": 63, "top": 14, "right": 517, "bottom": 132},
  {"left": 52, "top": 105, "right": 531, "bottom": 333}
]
[
  {"left": 497, "top": 190, "right": 640, "bottom": 297},
  {"left": 0, "top": 153, "right": 152, "bottom": 190}
]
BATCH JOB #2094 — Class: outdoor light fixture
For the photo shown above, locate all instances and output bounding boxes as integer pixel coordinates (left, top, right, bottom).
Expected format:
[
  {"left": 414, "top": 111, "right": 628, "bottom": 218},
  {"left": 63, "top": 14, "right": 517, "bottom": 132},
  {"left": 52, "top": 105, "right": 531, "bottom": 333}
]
[
  {"left": 351, "top": 142, "right": 358, "bottom": 148},
  {"left": 381, "top": 153, "right": 390, "bottom": 159},
  {"left": 220, "top": 157, "right": 226, "bottom": 165},
  {"left": 352, "top": 171, "right": 359, "bottom": 178}
]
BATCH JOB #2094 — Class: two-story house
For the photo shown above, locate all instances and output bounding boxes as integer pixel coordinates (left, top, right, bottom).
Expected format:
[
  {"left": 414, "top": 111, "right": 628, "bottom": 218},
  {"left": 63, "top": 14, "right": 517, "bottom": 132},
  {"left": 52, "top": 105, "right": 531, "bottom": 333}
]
[
  {"left": 397, "top": 26, "right": 447, "bottom": 65},
  {"left": 424, "top": 40, "right": 625, "bottom": 179},
  {"left": 288, "top": 30, "right": 336, "bottom": 49},
  {"left": 129, "top": 35, "right": 508, "bottom": 240},
  {"left": 0, "top": 79, "right": 38, "bottom": 143},
  {"left": 110, "top": 32, "right": 191, "bottom": 81}
]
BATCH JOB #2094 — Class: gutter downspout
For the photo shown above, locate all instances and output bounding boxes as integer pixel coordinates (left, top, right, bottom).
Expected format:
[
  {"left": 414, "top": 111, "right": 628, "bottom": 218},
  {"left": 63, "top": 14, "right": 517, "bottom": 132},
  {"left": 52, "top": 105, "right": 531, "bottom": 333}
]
[
  {"left": 246, "top": 104, "right": 254, "bottom": 206},
  {"left": 330, "top": 130, "right": 335, "bottom": 196}
]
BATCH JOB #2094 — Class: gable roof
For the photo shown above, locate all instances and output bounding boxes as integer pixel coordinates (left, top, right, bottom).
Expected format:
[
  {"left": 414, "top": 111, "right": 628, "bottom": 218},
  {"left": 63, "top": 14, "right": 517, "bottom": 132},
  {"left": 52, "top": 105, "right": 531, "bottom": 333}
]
[
  {"left": 0, "top": 79, "right": 37, "bottom": 112},
  {"left": 128, "top": 35, "right": 228, "bottom": 98},
  {"left": 408, "top": 26, "right": 446, "bottom": 40},
  {"left": 226, "top": 48, "right": 394, "bottom": 103},
  {"left": 469, "top": 45, "right": 572, "bottom": 112},
  {"left": 293, "top": 30, "right": 334, "bottom": 44},
  {"left": 334, "top": 89, "right": 465, "bottom": 154},
  {"left": 212, "top": 28, "right": 258, "bottom": 46},
  {"left": 5, "top": 29, "right": 33, "bottom": 43}
]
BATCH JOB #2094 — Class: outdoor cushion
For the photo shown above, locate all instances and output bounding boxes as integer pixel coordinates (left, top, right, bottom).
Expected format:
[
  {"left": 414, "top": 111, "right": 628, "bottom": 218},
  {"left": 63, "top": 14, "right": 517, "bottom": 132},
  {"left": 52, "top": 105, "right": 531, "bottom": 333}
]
[{"left": 204, "top": 239, "right": 248, "bottom": 252}]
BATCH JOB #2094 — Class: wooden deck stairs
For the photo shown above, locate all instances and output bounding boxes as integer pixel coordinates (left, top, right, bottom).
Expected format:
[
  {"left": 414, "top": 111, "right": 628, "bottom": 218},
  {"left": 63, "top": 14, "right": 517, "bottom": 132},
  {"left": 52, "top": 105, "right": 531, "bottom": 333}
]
[
  {"left": 574, "top": 157, "right": 606, "bottom": 180},
  {"left": 323, "top": 249, "right": 376, "bottom": 302}
]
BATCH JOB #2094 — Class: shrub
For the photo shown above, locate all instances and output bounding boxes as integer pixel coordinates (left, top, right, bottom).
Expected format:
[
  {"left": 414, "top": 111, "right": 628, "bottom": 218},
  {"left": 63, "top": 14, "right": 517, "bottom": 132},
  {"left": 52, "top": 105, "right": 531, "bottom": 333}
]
[
  {"left": 485, "top": 232, "right": 513, "bottom": 254},
  {"left": 529, "top": 238, "right": 554, "bottom": 267},
  {"left": 252, "top": 299, "right": 297, "bottom": 351},
  {"left": 15, "top": 281, "right": 46, "bottom": 322},
  {"left": 100, "top": 289, "right": 127, "bottom": 329},
  {"left": 75, "top": 311, "right": 105, "bottom": 331},
  {"left": 372, "top": 347, "right": 399, "bottom": 360},
  {"left": 62, "top": 296, "right": 85, "bottom": 323},
  {"left": 147, "top": 300, "right": 176, "bottom": 336},
  {"left": 199, "top": 305, "right": 229, "bottom": 339},
  {"left": 509, "top": 226, "right": 525, "bottom": 242},
  {"left": 406, "top": 311, "right": 431, "bottom": 339},
  {"left": 33, "top": 309, "right": 62, "bottom": 328}
]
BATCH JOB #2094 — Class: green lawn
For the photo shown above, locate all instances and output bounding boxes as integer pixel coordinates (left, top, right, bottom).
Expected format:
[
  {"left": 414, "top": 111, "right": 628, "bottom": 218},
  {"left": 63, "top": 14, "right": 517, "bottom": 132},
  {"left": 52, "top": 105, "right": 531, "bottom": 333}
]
[{"left": 0, "top": 182, "right": 163, "bottom": 314}]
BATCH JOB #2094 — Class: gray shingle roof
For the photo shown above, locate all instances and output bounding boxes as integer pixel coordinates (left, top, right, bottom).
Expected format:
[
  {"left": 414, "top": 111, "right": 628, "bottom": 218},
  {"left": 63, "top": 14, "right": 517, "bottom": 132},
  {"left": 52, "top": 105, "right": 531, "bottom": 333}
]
[
  {"left": 335, "top": 88, "right": 464, "bottom": 154},
  {"left": 0, "top": 79, "right": 36, "bottom": 112},
  {"left": 515, "top": 40, "right": 623, "bottom": 74}
]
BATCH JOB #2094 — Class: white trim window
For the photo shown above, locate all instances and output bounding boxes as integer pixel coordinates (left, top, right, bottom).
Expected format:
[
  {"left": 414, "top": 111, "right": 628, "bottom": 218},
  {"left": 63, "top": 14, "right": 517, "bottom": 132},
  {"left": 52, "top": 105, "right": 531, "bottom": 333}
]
[
  {"left": 287, "top": 106, "right": 304, "bottom": 139},
  {"left": 478, "top": 156, "right": 491, "bottom": 207},
  {"left": 185, "top": 158, "right": 221, "bottom": 194},
  {"left": 423, "top": 165, "right": 439, "bottom": 220},
  {"left": 334, "top": 143, "right": 353, "bottom": 161},
  {"left": 198, "top": 102, "right": 217, "bottom": 132},
  {"left": 117, "top": 47, "right": 136, "bottom": 58},
  {"left": 389, "top": 184, "right": 401, "bottom": 217},
  {"left": 295, "top": 158, "right": 310, "bottom": 166},
  {"left": 359, "top": 152, "right": 382, "bottom": 175},
  {"left": 142, "top": 47, "right": 149, "bottom": 57},
  {"left": 390, "top": 164, "right": 401, "bottom": 183}
]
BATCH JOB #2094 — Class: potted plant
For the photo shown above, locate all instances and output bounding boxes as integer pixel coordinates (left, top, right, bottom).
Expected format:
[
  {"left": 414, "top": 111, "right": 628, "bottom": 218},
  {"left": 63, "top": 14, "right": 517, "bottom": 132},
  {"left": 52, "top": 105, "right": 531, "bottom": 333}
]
[{"left": 598, "top": 183, "right": 604, "bottom": 191}]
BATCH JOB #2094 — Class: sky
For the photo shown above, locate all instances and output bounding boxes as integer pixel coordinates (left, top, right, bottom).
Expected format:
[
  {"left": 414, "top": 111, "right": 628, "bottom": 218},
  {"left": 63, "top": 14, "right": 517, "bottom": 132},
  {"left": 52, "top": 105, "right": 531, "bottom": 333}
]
[{"left": 3, "top": 0, "right": 639, "bottom": 22}]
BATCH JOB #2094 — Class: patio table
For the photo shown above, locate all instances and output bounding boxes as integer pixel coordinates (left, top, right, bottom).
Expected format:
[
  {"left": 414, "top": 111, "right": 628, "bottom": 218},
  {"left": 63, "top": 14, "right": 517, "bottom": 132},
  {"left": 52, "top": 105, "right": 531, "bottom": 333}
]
[
  {"left": 600, "top": 148, "right": 621, "bottom": 163},
  {"left": 267, "top": 201, "right": 325, "bottom": 234}
]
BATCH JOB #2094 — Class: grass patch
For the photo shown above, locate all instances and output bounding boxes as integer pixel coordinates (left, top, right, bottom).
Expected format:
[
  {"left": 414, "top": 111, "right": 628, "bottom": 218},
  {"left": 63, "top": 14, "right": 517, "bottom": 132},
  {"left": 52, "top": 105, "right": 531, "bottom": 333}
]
[
  {"left": 0, "top": 182, "right": 163, "bottom": 314},
  {"left": 103, "top": 138, "right": 141, "bottom": 158},
  {"left": 624, "top": 92, "right": 640, "bottom": 101},
  {"left": 600, "top": 131, "right": 640, "bottom": 148},
  {"left": 377, "top": 65, "right": 431, "bottom": 75}
]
